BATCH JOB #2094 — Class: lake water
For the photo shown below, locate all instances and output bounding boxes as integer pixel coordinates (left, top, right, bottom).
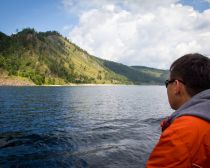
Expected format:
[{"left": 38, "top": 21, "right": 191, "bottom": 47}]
[{"left": 0, "top": 86, "right": 173, "bottom": 168}]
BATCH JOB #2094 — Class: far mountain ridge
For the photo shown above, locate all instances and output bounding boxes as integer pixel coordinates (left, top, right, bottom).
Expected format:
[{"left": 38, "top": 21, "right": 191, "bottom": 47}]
[{"left": 0, "top": 28, "right": 168, "bottom": 85}]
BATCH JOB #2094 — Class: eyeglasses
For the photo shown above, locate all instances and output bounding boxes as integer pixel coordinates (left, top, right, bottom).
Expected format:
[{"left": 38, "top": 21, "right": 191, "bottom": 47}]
[{"left": 165, "top": 79, "right": 185, "bottom": 88}]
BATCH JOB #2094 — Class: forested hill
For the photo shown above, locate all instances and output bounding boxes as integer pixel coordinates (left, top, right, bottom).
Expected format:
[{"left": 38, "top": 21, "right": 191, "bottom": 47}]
[{"left": 0, "top": 28, "right": 168, "bottom": 85}]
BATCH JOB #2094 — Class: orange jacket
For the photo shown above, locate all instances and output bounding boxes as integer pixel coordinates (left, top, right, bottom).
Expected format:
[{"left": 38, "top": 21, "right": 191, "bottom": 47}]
[{"left": 146, "top": 116, "right": 210, "bottom": 168}]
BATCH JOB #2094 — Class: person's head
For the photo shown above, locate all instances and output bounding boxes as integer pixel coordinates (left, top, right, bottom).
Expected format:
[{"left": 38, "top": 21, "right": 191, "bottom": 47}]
[{"left": 166, "top": 53, "right": 210, "bottom": 110}]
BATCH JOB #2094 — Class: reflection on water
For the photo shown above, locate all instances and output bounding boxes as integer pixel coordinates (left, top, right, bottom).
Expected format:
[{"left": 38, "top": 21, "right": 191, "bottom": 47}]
[{"left": 0, "top": 86, "right": 172, "bottom": 167}]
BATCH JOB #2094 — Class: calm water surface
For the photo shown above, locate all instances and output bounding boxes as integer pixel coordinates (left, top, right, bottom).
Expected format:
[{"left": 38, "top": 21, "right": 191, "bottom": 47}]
[{"left": 0, "top": 86, "right": 172, "bottom": 168}]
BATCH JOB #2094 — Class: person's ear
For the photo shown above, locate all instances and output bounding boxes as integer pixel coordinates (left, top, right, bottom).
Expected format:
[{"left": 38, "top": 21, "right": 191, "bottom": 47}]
[{"left": 174, "top": 80, "right": 181, "bottom": 95}]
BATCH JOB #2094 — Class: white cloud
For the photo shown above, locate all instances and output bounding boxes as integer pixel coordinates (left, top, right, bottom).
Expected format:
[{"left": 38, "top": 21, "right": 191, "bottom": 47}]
[{"left": 63, "top": 0, "right": 210, "bottom": 69}]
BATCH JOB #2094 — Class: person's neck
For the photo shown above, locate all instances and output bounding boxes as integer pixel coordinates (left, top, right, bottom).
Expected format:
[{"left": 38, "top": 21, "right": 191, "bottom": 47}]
[{"left": 176, "top": 93, "right": 191, "bottom": 110}]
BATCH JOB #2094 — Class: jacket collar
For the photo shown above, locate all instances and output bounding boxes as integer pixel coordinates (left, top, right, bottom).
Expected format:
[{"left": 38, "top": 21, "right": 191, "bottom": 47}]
[{"left": 161, "top": 89, "right": 210, "bottom": 132}]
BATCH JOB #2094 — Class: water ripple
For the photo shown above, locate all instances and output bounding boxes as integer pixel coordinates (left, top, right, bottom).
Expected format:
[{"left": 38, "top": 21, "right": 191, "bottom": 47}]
[{"left": 0, "top": 86, "right": 171, "bottom": 167}]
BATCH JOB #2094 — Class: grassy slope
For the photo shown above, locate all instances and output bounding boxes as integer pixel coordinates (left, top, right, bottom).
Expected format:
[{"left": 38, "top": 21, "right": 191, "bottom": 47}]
[
  {"left": 0, "top": 28, "right": 168, "bottom": 85},
  {"left": 0, "top": 29, "right": 129, "bottom": 85}
]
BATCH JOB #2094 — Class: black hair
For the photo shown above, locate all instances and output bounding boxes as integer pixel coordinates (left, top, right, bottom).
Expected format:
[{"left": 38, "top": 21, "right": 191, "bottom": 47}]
[{"left": 170, "top": 53, "right": 210, "bottom": 96}]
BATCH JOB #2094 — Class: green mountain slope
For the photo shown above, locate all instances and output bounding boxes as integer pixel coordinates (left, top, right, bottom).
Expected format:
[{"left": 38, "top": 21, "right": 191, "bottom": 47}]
[
  {"left": 0, "top": 28, "right": 168, "bottom": 85},
  {"left": 101, "top": 61, "right": 168, "bottom": 84},
  {"left": 131, "top": 66, "right": 168, "bottom": 84}
]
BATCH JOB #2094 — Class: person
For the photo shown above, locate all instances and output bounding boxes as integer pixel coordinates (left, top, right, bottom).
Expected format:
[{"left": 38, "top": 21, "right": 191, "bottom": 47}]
[{"left": 146, "top": 53, "right": 210, "bottom": 167}]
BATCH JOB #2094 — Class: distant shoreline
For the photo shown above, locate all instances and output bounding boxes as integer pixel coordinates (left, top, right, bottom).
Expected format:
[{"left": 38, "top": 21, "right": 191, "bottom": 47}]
[
  {"left": 0, "top": 76, "right": 163, "bottom": 87},
  {"left": 0, "top": 76, "right": 127, "bottom": 87},
  {"left": 0, "top": 83, "right": 163, "bottom": 87},
  {"left": 0, "top": 76, "right": 35, "bottom": 86},
  {"left": 0, "top": 77, "right": 124, "bottom": 86},
  {"left": 0, "top": 83, "right": 131, "bottom": 87},
  {"left": 42, "top": 84, "right": 130, "bottom": 87}
]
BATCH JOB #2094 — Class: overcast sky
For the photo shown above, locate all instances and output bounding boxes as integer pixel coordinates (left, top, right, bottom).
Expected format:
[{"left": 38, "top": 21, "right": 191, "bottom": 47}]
[{"left": 1, "top": 0, "right": 210, "bottom": 69}]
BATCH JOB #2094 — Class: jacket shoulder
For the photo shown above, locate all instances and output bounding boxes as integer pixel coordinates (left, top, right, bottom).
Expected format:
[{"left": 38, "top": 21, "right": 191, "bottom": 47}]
[
  {"left": 146, "top": 116, "right": 210, "bottom": 167},
  {"left": 170, "top": 115, "right": 210, "bottom": 144},
  {"left": 171, "top": 116, "right": 210, "bottom": 164}
]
